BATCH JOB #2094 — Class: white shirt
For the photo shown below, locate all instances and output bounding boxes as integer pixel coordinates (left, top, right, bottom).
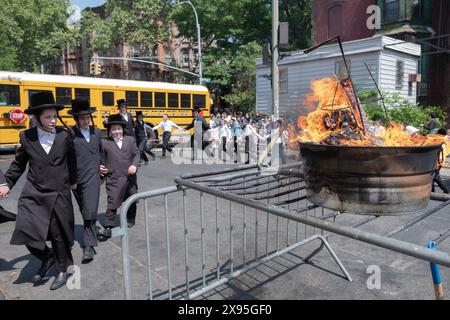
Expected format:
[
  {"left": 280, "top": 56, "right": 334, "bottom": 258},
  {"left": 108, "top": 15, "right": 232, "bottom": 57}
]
[
  {"left": 37, "top": 126, "right": 56, "bottom": 154},
  {"left": 153, "top": 120, "right": 181, "bottom": 133},
  {"left": 121, "top": 113, "right": 129, "bottom": 122},
  {"left": 79, "top": 127, "right": 91, "bottom": 142},
  {"left": 114, "top": 137, "right": 123, "bottom": 149}
]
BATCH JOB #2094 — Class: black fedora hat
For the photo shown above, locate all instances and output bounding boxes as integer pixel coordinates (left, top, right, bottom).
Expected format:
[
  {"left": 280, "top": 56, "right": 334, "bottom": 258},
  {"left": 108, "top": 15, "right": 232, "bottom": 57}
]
[
  {"left": 135, "top": 111, "right": 143, "bottom": 116},
  {"left": 68, "top": 99, "right": 97, "bottom": 116},
  {"left": 117, "top": 99, "right": 127, "bottom": 108},
  {"left": 105, "top": 114, "right": 127, "bottom": 129},
  {"left": 25, "top": 91, "right": 64, "bottom": 115}
]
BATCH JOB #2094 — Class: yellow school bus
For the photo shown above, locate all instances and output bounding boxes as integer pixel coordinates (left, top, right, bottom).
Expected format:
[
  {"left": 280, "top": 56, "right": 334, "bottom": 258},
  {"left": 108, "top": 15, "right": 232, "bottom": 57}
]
[{"left": 0, "top": 71, "right": 211, "bottom": 150}]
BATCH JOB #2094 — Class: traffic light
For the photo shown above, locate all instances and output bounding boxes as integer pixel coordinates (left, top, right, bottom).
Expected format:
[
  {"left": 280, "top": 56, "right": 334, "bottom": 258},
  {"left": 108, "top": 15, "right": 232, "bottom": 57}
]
[
  {"left": 95, "top": 62, "right": 103, "bottom": 76},
  {"left": 90, "top": 61, "right": 97, "bottom": 76}
]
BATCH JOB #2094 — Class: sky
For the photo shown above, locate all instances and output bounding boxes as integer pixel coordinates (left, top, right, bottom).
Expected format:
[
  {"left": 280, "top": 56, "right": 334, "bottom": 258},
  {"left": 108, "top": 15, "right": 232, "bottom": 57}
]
[{"left": 68, "top": 0, "right": 105, "bottom": 23}]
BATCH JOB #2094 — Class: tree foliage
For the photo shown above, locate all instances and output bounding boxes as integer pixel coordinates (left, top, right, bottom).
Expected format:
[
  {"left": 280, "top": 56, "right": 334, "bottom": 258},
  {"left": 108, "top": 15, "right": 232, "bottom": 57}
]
[
  {"left": 359, "top": 89, "right": 448, "bottom": 132},
  {"left": 0, "top": 0, "right": 79, "bottom": 72}
]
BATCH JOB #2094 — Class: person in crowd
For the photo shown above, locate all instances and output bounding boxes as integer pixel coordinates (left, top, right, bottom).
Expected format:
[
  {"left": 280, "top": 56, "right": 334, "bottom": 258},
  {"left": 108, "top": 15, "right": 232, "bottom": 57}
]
[
  {"left": 97, "top": 114, "right": 140, "bottom": 241},
  {"left": 3, "top": 91, "right": 77, "bottom": 290},
  {"left": 185, "top": 107, "right": 210, "bottom": 160},
  {"left": 134, "top": 111, "right": 152, "bottom": 164},
  {"left": 152, "top": 114, "right": 184, "bottom": 159},
  {"left": 68, "top": 99, "right": 103, "bottom": 263},
  {"left": 427, "top": 112, "right": 442, "bottom": 134},
  {"left": 432, "top": 129, "right": 450, "bottom": 194}
]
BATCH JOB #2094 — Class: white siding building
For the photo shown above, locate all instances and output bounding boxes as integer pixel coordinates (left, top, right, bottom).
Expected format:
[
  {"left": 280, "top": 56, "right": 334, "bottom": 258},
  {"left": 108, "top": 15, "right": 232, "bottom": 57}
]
[{"left": 256, "top": 36, "right": 421, "bottom": 117}]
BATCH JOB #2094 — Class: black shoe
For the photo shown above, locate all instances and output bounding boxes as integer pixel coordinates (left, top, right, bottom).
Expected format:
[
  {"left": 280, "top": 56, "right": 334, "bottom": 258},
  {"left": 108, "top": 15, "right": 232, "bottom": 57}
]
[
  {"left": 82, "top": 247, "right": 96, "bottom": 264},
  {"left": 127, "top": 220, "right": 135, "bottom": 228},
  {"left": 31, "top": 255, "right": 55, "bottom": 283},
  {"left": 97, "top": 227, "right": 112, "bottom": 242},
  {"left": 50, "top": 272, "right": 70, "bottom": 290},
  {"left": 145, "top": 161, "right": 149, "bottom": 165}
]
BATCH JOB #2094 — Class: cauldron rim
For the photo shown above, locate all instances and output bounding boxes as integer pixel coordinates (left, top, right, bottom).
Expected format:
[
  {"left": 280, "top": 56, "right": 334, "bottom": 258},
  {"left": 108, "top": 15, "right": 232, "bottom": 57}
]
[{"left": 299, "top": 141, "right": 443, "bottom": 151}]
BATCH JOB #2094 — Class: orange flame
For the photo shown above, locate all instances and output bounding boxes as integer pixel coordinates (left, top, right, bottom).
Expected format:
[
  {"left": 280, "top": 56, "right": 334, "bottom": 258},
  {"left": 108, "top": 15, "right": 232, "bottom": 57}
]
[{"left": 290, "top": 78, "right": 450, "bottom": 160}]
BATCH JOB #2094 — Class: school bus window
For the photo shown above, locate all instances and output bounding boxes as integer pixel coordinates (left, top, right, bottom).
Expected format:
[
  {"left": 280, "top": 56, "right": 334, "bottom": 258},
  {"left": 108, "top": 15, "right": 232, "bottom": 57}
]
[
  {"left": 0, "top": 84, "right": 20, "bottom": 106},
  {"left": 155, "top": 92, "right": 166, "bottom": 108},
  {"left": 168, "top": 93, "right": 179, "bottom": 108},
  {"left": 180, "top": 94, "right": 191, "bottom": 109},
  {"left": 56, "top": 87, "right": 72, "bottom": 105},
  {"left": 141, "top": 92, "right": 153, "bottom": 108},
  {"left": 102, "top": 92, "right": 114, "bottom": 106},
  {"left": 193, "top": 94, "right": 206, "bottom": 109},
  {"left": 126, "top": 91, "right": 138, "bottom": 107},
  {"left": 75, "top": 88, "right": 90, "bottom": 102}
]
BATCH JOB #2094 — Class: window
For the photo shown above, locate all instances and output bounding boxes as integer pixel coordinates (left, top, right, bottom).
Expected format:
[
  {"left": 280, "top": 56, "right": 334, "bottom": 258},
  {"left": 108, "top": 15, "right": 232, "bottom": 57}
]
[
  {"left": 182, "top": 49, "right": 190, "bottom": 67},
  {"left": 0, "top": 85, "right": 20, "bottom": 106},
  {"left": 102, "top": 92, "right": 115, "bottom": 106},
  {"left": 181, "top": 94, "right": 191, "bottom": 109},
  {"left": 126, "top": 91, "right": 139, "bottom": 107},
  {"left": 141, "top": 92, "right": 153, "bottom": 108},
  {"left": 55, "top": 87, "right": 72, "bottom": 105},
  {"left": 165, "top": 51, "right": 172, "bottom": 65},
  {"left": 155, "top": 92, "right": 166, "bottom": 108},
  {"left": 193, "top": 94, "right": 206, "bottom": 109},
  {"left": 168, "top": 93, "right": 179, "bottom": 108},
  {"left": 384, "top": 0, "right": 400, "bottom": 22},
  {"left": 132, "top": 46, "right": 140, "bottom": 58},
  {"left": 396, "top": 60, "right": 404, "bottom": 89},
  {"left": 335, "top": 59, "right": 351, "bottom": 80},
  {"left": 279, "top": 69, "right": 288, "bottom": 94},
  {"left": 75, "top": 88, "right": 90, "bottom": 102},
  {"left": 327, "top": 4, "right": 342, "bottom": 38}
]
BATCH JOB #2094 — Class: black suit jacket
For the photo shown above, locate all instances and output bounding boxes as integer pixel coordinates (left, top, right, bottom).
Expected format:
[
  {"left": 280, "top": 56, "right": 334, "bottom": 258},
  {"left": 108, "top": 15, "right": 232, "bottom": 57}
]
[
  {"left": 71, "top": 126, "right": 102, "bottom": 220},
  {"left": 5, "top": 127, "right": 77, "bottom": 249},
  {"left": 119, "top": 112, "right": 135, "bottom": 137}
]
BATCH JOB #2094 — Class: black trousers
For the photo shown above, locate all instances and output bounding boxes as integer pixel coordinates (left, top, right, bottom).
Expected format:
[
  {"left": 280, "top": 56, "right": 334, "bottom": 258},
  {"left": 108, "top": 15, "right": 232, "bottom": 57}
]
[
  {"left": 26, "top": 213, "right": 73, "bottom": 273},
  {"left": 104, "top": 183, "right": 138, "bottom": 227},
  {"left": 137, "top": 138, "right": 148, "bottom": 162},
  {"left": 83, "top": 220, "right": 97, "bottom": 247},
  {"left": 162, "top": 132, "right": 172, "bottom": 156},
  {"left": 433, "top": 169, "right": 450, "bottom": 193}
]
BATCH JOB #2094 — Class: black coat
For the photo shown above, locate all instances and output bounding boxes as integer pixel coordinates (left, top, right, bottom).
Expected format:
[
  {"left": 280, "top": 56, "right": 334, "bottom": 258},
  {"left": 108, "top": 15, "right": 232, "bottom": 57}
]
[
  {"left": 185, "top": 116, "right": 210, "bottom": 133},
  {"left": 101, "top": 136, "right": 140, "bottom": 210},
  {"left": 0, "top": 169, "right": 16, "bottom": 224},
  {"left": 5, "top": 127, "right": 76, "bottom": 250},
  {"left": 134, "top": 121, "right": 147, "bottom": 143},
  {"left": 71, "top": 126, "right": 102, "bottom": 221},
  {"left": 119, "top": 112, "right": 135, "bottom": 137}
]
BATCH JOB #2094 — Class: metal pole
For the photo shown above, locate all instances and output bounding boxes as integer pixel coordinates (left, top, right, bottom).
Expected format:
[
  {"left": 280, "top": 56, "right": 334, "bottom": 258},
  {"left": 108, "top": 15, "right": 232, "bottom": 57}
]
[
  {"left": 178, "top": 1, "right": 202, "bottom": 83},
  {"left": 272, "top": 0, "right": 279, "bottom": 119}
]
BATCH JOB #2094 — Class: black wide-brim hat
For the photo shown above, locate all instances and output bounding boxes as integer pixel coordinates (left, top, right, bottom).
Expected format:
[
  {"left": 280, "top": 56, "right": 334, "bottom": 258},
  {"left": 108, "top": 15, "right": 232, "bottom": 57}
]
[
  {"left": 68, "top": 99, "right": 97, "bottom": 116},
  {"left": 105, "top": 114, "right": 127, "bottom": 129},
  {"left": 25, "top": 91, "right": 64, "bottom": 115},
  {"left": 117, "top": 99, "right": 127, "bottom": 108}
]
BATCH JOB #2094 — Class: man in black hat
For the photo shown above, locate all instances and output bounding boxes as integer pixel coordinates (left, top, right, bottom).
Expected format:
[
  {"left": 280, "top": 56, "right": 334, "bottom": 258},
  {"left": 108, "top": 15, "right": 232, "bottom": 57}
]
[
  {"left": 0, "top": 169, "right": 17, "bottom": 223},
  {"left": 98, "top": 114, "right": 140, "bottom": 240},
  {"left": 185, "top": 107, "right": 210, "bottom": 160},
  {"left": 134, "top": 111, "right": 154, "bottom": 164},
  {"left": 4, "top": 91, "right": 77, "bottom": 290},
  {"left": 112, "top": 99, "right": 135, "bottom": 137},
  {"left": 68, "top": 99, "right": 103, "bottom": 263}
]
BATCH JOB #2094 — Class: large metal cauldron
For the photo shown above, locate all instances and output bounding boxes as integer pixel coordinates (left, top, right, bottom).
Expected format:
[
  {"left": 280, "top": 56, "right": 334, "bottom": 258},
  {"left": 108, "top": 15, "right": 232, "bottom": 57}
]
[{"left": 299, "top": 142, "right": 442, "bottom": 215}]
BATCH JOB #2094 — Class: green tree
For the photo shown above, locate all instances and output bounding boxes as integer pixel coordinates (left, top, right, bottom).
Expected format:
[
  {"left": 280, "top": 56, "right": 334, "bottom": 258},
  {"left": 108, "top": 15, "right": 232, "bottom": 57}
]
[
  {"left": 0, "top": 0, "right": 79, "bottom": 72},
  {"left": 0, "top": 29, "right": 17, "bottom": 71},
  {"left": 81, "top": 0, "right": 172, "bottom": 53}
]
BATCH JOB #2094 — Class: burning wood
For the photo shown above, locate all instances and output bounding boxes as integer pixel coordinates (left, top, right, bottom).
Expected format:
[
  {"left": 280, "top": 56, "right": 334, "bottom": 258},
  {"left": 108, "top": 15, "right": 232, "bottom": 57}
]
[{"left": 290, "top": 77, "right": 450, "bottom": 158}]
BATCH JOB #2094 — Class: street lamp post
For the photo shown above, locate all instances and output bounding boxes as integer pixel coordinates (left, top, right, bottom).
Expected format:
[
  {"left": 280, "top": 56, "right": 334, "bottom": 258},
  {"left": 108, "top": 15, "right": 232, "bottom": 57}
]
[{"left": 177, "top": 1, "right": 203, "bottom": 84}]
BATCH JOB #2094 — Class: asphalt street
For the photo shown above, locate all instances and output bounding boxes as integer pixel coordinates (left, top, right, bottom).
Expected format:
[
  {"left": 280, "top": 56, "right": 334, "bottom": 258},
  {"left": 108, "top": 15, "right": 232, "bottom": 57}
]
[{"left": 1, "top": 149, "right": 450, "bottom": 300}]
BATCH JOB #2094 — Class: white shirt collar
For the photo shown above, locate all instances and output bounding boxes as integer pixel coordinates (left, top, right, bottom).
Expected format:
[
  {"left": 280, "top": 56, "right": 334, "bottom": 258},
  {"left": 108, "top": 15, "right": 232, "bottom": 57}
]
[{"left": 37, "top": 126, "right": 56, "bottom": 136}]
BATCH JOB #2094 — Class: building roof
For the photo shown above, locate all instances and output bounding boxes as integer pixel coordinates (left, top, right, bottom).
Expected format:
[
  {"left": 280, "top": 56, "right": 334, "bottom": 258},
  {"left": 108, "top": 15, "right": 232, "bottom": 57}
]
[
  {"left": 256, "top": 35, "right": 421, "bottom": 67},
  {"left": 0, "top": 71, "right": 208, "bottom": 93}
]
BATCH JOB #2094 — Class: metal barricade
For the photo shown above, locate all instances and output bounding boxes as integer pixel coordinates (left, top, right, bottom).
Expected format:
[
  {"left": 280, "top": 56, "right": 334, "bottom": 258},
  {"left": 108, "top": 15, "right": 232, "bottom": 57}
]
[
  {"left": 116, "top": 164, "right": 352, "bottom": 300},
  {"left": 116, "top": 163, "right": 450, "bottom": 300}
]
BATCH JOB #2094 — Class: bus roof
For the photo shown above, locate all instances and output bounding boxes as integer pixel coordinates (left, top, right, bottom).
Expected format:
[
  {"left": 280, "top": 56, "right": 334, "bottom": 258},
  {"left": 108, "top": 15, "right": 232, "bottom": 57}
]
[{"left": 0, "top": 71, "right": 209, "bottom": 93}]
